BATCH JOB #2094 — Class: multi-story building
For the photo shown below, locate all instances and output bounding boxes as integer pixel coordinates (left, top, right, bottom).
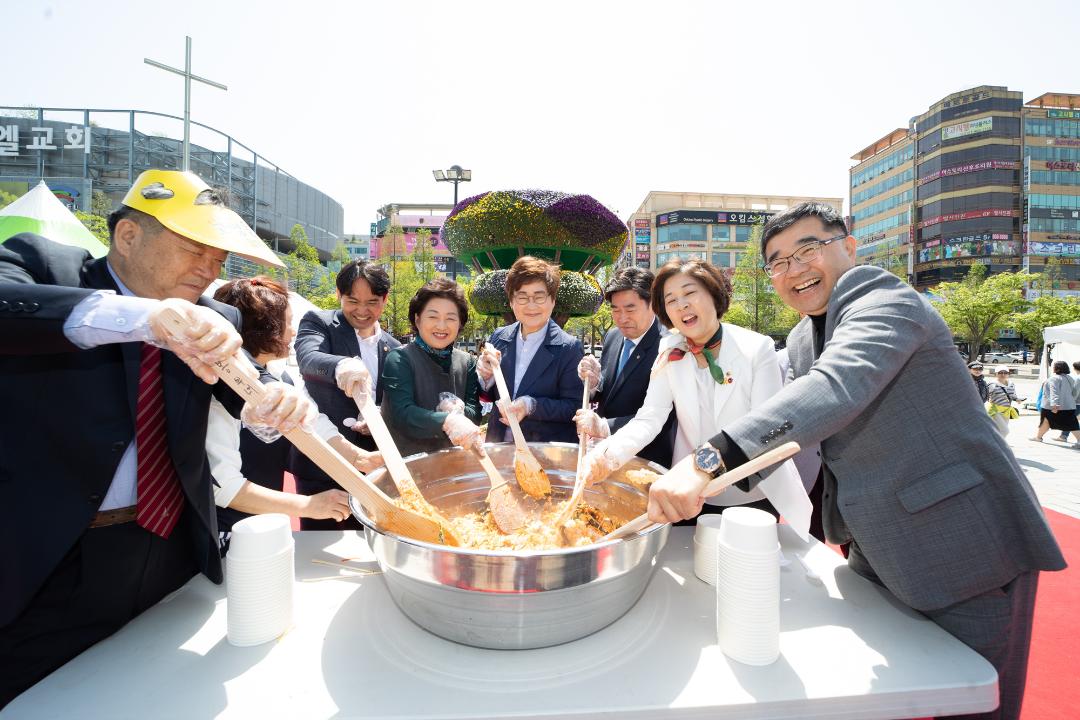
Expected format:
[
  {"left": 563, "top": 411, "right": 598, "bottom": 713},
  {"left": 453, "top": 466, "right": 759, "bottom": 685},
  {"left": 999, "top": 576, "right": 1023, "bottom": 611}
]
[
  {"left": 625, "top": 191, "right": 844, "bottom": 274},
  {"left": 851, "top": 86, "right": 1080, "bottom": 296},
  {"left": 849, "top": 128, "right": 915, "bottom": 277},
  {"left": 1022, "top": 93, "right": 1080, "bottom": 297},
  {"left": 370, "top": 202, "right": 471, "bottom": 278},
  {"left": 0, "top": 106, "right": 344, "bottom": 267}
]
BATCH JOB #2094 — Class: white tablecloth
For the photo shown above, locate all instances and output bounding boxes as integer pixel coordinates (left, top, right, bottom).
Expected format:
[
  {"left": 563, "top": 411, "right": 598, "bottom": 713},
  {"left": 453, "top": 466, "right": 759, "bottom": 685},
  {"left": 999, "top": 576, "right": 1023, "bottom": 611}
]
[{"left": 4, "top": 526, "right": 997, "bottom": 719}]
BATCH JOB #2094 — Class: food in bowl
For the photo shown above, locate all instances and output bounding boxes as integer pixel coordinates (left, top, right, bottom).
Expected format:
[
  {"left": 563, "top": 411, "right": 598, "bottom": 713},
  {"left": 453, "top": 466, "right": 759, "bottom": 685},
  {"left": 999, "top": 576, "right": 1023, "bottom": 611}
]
[{"left": 392, "top": 468, "right": 660, "bottom": 550}]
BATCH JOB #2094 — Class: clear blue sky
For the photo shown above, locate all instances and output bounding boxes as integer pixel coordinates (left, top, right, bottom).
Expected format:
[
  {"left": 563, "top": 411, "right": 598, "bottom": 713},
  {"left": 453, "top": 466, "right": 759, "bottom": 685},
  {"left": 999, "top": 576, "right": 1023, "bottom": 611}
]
[{"left": 7, "top": 0, "right": 1079, "bottom": 232}]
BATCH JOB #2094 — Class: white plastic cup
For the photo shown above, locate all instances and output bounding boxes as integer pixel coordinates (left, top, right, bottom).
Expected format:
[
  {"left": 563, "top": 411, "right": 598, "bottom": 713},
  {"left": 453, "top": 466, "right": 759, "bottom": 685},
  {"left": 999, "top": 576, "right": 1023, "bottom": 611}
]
[
  {"left": 693, "top": 538, "right": 719, "bottom": 585},
  {"left": 694, "top": 515, "right": 724, "bottom": 546},
  {"left": 716, "top": 522, "right": 780, "bottom": 666},
  {"left": 717, "top": 507, "right": 779, "bottom": 553},
  {"left": 227, "top": 513, "right": 293, "bottom": 559}
]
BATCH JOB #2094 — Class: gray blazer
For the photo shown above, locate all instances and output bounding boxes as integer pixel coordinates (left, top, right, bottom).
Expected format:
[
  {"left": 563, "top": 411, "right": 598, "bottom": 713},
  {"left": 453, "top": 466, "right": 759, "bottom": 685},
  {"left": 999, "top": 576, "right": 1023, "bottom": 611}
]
[{"left": 720, "top": 265, "right": 1065, "bottom": 611}]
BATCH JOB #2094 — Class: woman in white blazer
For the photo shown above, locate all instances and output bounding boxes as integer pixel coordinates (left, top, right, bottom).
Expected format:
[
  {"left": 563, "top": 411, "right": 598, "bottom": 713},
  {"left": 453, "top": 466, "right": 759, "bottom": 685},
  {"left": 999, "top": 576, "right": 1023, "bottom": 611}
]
[{"left": 578, "top": 259, "right": 808, "bottom": 527}]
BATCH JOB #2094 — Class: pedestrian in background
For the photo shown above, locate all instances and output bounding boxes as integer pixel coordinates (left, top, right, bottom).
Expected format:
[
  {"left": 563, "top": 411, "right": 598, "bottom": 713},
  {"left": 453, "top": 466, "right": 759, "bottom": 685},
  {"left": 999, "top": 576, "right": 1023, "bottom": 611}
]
[
  {"left": 987, "top": 366, "right": 1021, "bottom": 438},
  {"left": 1055, "top": 360, "right": 1080, "bottom": 443},
  {"left": 969, "top": 361, "right": 989, "bottom": 403},
  {"left": 1032, "top": 360, "right": 1079, "bottom": 445}
]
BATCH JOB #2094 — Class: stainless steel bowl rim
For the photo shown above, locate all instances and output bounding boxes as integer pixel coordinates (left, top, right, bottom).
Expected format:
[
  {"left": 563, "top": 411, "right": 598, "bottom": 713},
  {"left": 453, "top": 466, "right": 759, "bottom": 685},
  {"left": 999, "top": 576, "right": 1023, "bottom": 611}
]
[{"left": 350, "top": 441, "right": 669, "bottom": 557}]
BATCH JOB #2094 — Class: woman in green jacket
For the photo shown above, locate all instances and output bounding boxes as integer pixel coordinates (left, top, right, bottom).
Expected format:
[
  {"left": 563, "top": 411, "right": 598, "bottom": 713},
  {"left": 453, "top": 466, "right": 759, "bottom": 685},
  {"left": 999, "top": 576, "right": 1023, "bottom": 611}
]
[{"left": 381, "top": 278, "right": 482, "bottom": 456}]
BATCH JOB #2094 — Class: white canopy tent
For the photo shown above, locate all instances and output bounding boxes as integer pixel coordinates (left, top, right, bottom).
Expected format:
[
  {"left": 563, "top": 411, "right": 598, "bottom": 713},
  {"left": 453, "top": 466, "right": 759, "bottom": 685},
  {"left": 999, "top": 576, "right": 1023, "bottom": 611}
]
[{"left": 1038, "top": 320, "right": 1080, "bottom": 389}]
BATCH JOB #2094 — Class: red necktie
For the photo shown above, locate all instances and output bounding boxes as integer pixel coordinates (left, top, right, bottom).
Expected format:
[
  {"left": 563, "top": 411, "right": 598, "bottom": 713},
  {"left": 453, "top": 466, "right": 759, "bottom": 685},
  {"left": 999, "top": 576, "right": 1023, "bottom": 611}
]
[{"left": 135, "top": 344, "right": 185, "bottom": 539}]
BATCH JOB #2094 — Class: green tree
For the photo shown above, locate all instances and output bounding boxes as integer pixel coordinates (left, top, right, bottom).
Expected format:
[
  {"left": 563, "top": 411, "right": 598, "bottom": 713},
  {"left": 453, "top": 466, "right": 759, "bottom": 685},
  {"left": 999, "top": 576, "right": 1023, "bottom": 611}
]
[
  {"left": 728, "top": 225, "right": 800, "bottom": 336},
  {"left": 1032, "top": 257, "right": 1065, "bottom": 297},
  {"left": 282, "top": 223, "right": 325, "bottom": 299},
  {"left": 0, "top": 189, "right": 17, "bottom": 211},
  {"left": 1010, "top": 293, "right": 1080, "bottom": 358},
  {"left": 932, "top": 264, "right": 1032, "bottom": 359},
  {"left": 91, "top": 190, "right": 113, "bottom": 217},
  {"left": 74, "top": 210, "right": 110, "bottom": 247}
]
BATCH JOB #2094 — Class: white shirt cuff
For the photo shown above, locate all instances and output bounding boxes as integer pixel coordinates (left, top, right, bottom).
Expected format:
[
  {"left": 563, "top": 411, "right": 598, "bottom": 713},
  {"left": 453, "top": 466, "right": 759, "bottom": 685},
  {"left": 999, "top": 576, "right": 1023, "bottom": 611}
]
[{"left": 63, "top": 291, "right": 157, "bottom": 349}]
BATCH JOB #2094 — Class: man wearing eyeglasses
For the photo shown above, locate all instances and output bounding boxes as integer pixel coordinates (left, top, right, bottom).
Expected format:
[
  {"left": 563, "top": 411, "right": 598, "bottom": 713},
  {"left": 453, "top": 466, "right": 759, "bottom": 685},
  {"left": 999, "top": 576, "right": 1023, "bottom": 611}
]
[{"left": 648, "top": 201, "right": 1064, "bottom": 720}]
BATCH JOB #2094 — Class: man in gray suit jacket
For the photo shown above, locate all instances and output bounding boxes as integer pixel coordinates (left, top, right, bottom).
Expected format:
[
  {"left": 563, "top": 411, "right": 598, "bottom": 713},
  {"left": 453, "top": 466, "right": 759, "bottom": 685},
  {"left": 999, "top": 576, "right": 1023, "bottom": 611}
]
[{"left": 649, "top": 202, "right": 1065, "bottom": 720}]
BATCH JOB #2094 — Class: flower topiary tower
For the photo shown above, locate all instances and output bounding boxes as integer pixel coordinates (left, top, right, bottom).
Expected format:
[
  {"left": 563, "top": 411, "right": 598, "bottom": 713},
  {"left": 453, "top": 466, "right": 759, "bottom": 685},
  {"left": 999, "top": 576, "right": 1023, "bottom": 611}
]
[{"left": 442, "top": 189, "right": 627, "bottom": 326}]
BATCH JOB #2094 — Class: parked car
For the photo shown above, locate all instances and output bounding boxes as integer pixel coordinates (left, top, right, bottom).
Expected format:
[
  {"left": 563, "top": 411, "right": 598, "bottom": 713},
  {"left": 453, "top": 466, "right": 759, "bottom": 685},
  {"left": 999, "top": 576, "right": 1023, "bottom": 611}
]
[
  {"left": 979, "top": 352, "right": 1014, "bottom": 364},
  {"left": 1007, "top": 351, "right": 1031, "bottom": 363}
]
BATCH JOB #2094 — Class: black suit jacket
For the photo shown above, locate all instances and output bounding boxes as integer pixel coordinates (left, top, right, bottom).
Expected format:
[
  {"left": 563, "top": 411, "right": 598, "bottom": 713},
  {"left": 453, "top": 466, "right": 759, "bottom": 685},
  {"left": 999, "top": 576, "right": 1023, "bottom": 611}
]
[
  {"left": 291, "top": 309, "right": 400, "bottom": 483},
  {"left": 594, "top": 321, "right": 676, "bottom": 468},
  {"left": 0, "top": 233, "right": 247, "bottom": 626}
]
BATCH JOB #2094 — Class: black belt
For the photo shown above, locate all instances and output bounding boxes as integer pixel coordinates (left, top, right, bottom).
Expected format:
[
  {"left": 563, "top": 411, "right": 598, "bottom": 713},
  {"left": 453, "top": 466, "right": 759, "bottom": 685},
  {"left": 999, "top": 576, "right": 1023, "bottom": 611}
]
[{"left": 89, "top": 505, "right": 137, "bottom": 528}]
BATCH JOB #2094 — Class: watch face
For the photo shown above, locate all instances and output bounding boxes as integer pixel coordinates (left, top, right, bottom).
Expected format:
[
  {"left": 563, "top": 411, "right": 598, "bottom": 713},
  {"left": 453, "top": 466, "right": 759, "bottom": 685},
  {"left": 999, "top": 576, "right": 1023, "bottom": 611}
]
[{"left": 695, "top": 446, "right": 720, "bottom": 474}]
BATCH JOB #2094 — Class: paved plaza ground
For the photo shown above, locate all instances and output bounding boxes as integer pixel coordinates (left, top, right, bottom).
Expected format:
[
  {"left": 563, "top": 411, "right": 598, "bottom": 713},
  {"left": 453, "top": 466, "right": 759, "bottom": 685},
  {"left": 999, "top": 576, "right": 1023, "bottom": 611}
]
[{"left": 990, "top": 372, "right": 1080, "bottom": 520}]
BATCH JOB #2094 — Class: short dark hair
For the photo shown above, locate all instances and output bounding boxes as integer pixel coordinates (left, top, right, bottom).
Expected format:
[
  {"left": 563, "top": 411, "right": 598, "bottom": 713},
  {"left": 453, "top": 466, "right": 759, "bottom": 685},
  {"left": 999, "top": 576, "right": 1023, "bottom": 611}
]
[
  {"left": 506, "top": 256, "right": 560, "bottom": 299},
  {"left": 336, "top": 260, "right": 390, "bottom": 297},
  {"left": 106, "top": 206, "right": 164, "bottom": 240},
  {"left": 760, "top": 201, "right": 848, "bottom": 258},
  {"left": 604, "top": 266, "right": 654, "bottom": 304},
  {"left": 409, "top": 277, "right": 469, "bottom": 334},
  {"left": 650, "top": 258, "right": 732, "bottom": 329},
  {"left": 213, "top": 276, "right": 291, "bottom": 358},
  {"left": 1053, "top": 360, "right": 1070, "bottom": 375}
]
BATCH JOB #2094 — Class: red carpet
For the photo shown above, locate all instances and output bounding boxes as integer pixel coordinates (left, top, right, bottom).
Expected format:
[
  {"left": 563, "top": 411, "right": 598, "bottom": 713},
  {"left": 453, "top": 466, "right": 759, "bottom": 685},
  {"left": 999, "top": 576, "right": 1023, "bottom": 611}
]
[{"left": 1021, "top": 509, "right": 1079, "bottom": 720}]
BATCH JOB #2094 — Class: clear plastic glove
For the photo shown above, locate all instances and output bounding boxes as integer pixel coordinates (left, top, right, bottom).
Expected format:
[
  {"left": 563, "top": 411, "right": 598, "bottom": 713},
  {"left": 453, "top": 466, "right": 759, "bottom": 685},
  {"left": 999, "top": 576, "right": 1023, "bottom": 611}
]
[
  {"left": 578, "top": 355, "right": 601, "bottom": 393},
  {"left": 646, "top": 453, "right": 710, "bottom": 524},
  {"left": 498, "top": 396, "right": 535, "bottom": 426},
  {"left": 146, "top": 297, "right": 247, "bottom": 384},
  {"left": 476, "top": 345, "right": 502, "bottom": 382},
  {"left": 301, "top": 489, "right": 352, "bottom": 522},
  {"left": 573, "top": 408, "right": 609, "bottom": 439},
  {"left": 335, "top": 357, "right": 372, "bottom": 399},
  {"left": 443, "top": 412, "right": 482, "bottom": 452},
  {"left": 329, "top": 434, "right": 383, "bottom": 473},
  {"left": 342, "top": 415, "right": 371, "bottom": 436},
  {"left": 580, "top": 444, "right": 623, "bottom": 486},
  {"left": 241, "top": 381, "right": 317, "bottom": 441},
  {"left": 436, "top": 391, "right": 465, "bottom": 415}
]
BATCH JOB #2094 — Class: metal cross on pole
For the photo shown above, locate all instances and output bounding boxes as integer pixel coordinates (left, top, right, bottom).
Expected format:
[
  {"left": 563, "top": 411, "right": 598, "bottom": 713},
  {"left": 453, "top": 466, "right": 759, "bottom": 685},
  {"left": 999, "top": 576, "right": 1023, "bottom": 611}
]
[{"left": 144, "top": 36, "right": 227, "bottom": 172}]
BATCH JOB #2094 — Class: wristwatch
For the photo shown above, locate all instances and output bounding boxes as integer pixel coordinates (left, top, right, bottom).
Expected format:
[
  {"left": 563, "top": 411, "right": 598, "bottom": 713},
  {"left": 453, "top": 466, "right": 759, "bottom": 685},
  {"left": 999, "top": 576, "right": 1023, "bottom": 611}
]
[{"left": 693, "top": 441, "right": 726, "bottom": 479}]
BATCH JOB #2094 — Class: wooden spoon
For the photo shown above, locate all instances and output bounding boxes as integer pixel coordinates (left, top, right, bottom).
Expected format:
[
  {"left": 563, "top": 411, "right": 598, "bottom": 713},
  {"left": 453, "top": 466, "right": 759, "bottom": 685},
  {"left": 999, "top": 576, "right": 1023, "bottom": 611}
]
[
  {"left": 354, "top": 392, "right": 459, "bottom": 533},
  {"left": 554, "top": 381, "right": 592, "bottom": 541},
  {"left": 471, "top": 444, "right": 528, "bottom": 534},
  {"left": 157, "top": 308, "right": 458, "bottom": 546},
  {"left": 486, "top": 343, "right": 551, "bottom": 498},
  {"left": 599, "top": 441, "right": 802, "bottom": 542}
]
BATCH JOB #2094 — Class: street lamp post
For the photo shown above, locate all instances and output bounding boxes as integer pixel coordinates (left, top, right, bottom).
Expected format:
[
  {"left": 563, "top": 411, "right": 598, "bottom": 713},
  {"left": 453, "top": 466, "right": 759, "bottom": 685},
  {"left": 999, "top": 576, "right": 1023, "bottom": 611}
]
[{"left": 433, "top": 165, "right": 472, "bottom": 280}]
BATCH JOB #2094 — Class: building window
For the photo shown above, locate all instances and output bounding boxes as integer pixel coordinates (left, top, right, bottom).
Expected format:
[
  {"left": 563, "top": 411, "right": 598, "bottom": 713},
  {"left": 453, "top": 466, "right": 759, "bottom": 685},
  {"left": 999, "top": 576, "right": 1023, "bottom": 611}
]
[
  {"left": 711, "top": 252, "right": 731, "bottom": 267},
  {"left": 734, "top": 225, "right": 751, "bottom": 243},
  {"left": 657, "top": 224, "right": 707, "bottom": 243}
]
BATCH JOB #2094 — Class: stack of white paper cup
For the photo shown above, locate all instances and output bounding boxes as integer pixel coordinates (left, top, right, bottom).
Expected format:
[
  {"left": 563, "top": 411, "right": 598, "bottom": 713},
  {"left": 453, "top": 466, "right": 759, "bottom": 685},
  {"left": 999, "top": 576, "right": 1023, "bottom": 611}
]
[
  {"left": 693, "top": 515, "right": 724, "bottom": 585},
  {"left": 715, "top": 507, "right": 780, "bottom": 666},
  {"left": 226, "top": 513, "right": 295, "bottom": 647}
]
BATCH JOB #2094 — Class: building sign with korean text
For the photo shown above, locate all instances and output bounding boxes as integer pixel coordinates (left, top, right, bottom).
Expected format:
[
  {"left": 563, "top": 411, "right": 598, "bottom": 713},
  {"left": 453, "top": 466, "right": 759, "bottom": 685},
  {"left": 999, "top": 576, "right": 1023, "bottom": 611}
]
[
  {"left": 0, "top": 124, "right": 91, "bottom": 157},
  {"left": 1029, "top": 207, "right": 1080, "bottom": 220},
  {"left": 656, "top": 210, "right": 773, "bottom": 226},
  {"left": 1044, "top": 160, "right": 1079, "bottom": 171},
  {"left": 941, "top": 117, "right": 993, "bottom": 141},
  {"left": 942, "top": 90, "right": 992, "bottom": 109},
  {"left": 918, "top": 208, "right": 1016, "bottom": 229},
  {"left": 1029, "top": 241, "right": 1080, "bottom": 256},
  {"left": 1048, "top": 110, "right": 1080, "bottom": 120},
  {"left": 633, "top": 219, "right": 650, "bottom": 228},
  {"left": 917, "top": 160, "right": 1018, "bottom": 185}
]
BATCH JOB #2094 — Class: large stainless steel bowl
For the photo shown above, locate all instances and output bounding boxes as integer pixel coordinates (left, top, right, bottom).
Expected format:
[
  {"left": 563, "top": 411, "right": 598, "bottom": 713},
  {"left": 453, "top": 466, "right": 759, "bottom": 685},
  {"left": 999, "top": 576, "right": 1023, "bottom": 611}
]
[{"left": 349, "top": 442, "right": 669, "bottom": 649}]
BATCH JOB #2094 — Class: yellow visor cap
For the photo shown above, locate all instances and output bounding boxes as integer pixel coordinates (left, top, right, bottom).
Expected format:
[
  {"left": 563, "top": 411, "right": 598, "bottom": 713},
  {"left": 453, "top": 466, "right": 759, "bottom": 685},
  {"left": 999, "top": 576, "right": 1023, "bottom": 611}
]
[{"left": 120, "top": 169, "right": 285, "bottom": 268}]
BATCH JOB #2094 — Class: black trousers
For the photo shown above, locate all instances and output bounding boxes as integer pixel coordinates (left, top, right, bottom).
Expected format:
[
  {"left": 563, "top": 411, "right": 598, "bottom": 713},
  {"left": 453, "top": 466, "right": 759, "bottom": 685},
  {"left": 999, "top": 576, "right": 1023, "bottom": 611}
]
[{"left": 0, "top": 514, "right": 198, "bottom": 708}]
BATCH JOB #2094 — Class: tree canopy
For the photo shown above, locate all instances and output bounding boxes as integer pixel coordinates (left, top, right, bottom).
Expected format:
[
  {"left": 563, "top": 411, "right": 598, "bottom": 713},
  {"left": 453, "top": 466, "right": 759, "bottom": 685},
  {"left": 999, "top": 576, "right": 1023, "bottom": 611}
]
[{"left": 932, "top": 264, "right": 1032, "bottom": 358}]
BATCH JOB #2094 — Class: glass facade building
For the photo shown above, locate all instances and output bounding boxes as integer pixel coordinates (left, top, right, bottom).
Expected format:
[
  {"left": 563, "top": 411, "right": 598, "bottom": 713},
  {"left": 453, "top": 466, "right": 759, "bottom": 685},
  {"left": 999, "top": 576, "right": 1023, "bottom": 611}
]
[
  {"left": 849, "top": 86, "right": 1080, "bottom": 296},
  {"left": 0, "top": 106, "right": 344, "bottom": 261}
]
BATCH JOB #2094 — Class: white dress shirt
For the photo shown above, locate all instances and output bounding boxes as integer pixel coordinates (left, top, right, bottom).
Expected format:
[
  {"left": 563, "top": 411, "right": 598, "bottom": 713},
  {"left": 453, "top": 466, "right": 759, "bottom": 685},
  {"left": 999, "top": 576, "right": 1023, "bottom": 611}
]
[{"left": 354, "top": 322, "right": 382, "bottom": 396}]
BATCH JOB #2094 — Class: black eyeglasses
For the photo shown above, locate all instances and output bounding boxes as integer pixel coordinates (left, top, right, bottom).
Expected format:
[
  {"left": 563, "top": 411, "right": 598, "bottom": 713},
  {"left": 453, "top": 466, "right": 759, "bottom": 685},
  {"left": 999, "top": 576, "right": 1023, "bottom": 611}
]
[{"left": 763, "top": 234, "right": 847, "bottom": 278}]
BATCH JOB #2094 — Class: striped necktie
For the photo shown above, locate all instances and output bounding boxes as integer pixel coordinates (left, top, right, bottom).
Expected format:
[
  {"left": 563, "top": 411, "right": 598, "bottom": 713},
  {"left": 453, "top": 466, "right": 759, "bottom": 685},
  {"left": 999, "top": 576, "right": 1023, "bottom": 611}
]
[{"left": 135, "top": 344, "right": 185, "bottom": 538}]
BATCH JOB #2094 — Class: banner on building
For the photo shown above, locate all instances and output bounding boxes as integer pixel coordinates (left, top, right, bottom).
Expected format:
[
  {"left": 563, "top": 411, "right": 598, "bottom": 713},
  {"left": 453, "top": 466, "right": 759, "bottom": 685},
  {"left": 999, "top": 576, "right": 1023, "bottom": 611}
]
[{"left": 941, "top": 117, "right": 993, "bottom": 141}]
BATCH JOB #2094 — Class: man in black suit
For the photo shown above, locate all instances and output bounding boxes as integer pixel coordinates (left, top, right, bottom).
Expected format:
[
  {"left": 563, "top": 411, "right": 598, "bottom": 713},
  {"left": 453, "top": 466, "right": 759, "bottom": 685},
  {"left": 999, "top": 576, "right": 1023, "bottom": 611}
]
[
  {"left": 0, "top": 170, "right": 314, "bottom": 707},
  {"left": 293, "top": 260, "right": 398, "bottom": 529},
  {"left": 575, "top": 267, "right": 675, "bottom": 468}
]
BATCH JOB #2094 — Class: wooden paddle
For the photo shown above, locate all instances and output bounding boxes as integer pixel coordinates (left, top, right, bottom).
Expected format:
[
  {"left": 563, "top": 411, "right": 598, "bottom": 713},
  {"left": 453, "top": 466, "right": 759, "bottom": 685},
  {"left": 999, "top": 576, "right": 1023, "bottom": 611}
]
[
  {"left": 156, "top": 308, "right": 458, "bottom": 546},
  {"left": 353, "top": 392, "right": 459, "bottom": 533},
  {"left": 486, "top": 343, "right": 551, "bottom": 498},
  {"left": 471, "top": 444, "right": 529, "bottom": 534},
  {"left": 554, "top": 380, "right": 593, "bottom": 541},
  {"left": 599, "top": 441, "right": 802, "bottom": 542}
]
